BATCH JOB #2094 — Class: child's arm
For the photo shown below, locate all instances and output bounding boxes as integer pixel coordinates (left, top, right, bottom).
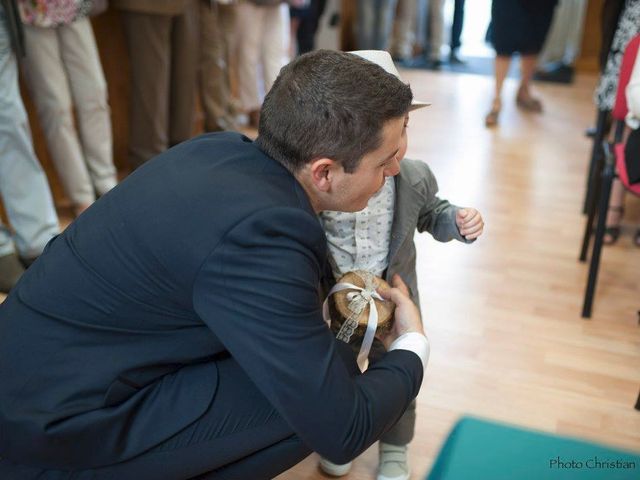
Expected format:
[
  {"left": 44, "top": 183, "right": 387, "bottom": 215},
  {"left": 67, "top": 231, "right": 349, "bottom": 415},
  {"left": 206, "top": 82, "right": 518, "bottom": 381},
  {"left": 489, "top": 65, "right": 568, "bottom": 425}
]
[{"left": 407, "top": 160, "right": 480, "bottom": 243}]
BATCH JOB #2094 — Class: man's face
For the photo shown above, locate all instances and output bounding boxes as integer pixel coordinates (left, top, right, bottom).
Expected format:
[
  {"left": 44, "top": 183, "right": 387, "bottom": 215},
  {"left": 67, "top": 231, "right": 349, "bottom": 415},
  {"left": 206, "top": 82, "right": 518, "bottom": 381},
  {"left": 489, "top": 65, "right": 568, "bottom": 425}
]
[{"left": 331, "top": 114, "right": 409, "bottom": 212}]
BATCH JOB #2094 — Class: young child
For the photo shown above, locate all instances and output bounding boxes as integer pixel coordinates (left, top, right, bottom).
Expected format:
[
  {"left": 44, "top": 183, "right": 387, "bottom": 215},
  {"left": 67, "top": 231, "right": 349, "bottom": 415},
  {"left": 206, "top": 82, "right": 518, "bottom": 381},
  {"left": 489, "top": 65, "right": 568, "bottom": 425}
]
[{"left": 317, "top": 50, "right": 485, "bottom": 480}]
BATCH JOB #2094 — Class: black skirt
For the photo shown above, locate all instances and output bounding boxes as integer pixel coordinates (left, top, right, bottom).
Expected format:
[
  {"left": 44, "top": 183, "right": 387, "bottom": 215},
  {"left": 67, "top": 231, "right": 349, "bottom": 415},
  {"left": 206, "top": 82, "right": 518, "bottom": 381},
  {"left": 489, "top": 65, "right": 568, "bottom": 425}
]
[{"left": 490, "top": 0, "right": 558, "bottom": 56}]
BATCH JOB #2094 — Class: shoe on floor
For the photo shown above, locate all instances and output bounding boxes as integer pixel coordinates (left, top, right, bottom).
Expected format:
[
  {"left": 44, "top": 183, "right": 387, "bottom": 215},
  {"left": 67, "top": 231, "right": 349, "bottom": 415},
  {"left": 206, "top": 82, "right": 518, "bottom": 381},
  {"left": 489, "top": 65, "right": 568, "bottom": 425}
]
[
  {"left": 449, "top": 52, "right": 466, "bottom": 65},
  {"left": 485, "top": 99, "right": 501, "bottom": 127},
  {"left": 516, "top": 91, "right": 543, "bottom": 113},
  {"left": 0, "top": 252, "right": 26, "bottom": 294},
  {"left": 377, "top": 442, "right": 410, "bottom": 480},
  {"left": 319, "top": 457, "right": 352, "bottom": 477}
]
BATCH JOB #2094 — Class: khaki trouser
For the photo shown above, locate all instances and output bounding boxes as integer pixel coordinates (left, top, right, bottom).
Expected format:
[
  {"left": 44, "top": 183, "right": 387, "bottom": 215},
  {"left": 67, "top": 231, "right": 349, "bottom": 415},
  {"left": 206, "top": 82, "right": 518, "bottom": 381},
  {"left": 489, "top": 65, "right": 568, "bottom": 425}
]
[{"left": 21, "top": 18, "right": 117, "bottom": 206}]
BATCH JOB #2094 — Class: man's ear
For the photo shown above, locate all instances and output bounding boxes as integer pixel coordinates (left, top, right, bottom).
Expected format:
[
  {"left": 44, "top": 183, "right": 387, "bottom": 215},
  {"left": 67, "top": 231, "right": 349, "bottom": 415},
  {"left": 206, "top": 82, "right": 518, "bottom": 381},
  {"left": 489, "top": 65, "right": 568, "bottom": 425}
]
[{"left": 308, "top": 158, "right": 338, "bottom": 192}]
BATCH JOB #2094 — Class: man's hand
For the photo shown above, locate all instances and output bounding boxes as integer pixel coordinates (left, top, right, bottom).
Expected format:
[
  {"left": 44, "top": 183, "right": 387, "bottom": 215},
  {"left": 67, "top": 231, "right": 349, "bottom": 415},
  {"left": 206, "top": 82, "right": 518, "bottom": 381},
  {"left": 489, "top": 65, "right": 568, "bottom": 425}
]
[
  {"left": 456, "top": 208, "right": 484, "bottom": 240},
  {"left": 377, "top": 274, "right": 424, "bottom": 350}
]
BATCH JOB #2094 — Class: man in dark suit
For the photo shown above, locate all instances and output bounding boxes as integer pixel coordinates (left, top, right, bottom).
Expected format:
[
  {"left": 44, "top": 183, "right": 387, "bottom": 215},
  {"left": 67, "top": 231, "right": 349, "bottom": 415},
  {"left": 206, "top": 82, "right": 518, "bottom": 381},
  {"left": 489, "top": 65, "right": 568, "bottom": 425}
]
[{"left": 0, "top": 50, "right": 429, "bottom": 479}]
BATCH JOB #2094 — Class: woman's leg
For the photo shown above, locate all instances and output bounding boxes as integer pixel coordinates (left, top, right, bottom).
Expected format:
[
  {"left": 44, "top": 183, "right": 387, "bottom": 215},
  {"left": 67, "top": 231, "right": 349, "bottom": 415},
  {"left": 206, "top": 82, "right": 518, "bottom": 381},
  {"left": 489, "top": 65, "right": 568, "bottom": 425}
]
[
  {"left": 604, "top": 178, "right": 625, "bottom": 244},
  {"left": 517, "top": 53, "right": 543, "bottom": 112},
  {"left": 486, "top": 54, "right": 510, "bottom": 126}
]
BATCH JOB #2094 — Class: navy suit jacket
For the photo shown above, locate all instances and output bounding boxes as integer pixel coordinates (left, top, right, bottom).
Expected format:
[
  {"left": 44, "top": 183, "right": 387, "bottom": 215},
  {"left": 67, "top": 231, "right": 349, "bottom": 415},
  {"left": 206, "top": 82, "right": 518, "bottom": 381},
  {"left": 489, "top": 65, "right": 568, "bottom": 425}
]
[{"left": 0, "top": 133, "right": 423, "bottom": 469}]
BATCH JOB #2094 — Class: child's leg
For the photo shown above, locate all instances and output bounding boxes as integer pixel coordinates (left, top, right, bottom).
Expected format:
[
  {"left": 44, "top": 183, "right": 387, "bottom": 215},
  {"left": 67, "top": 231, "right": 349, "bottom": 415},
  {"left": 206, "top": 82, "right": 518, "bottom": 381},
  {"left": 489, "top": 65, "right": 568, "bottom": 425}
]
[
  {"left": 380, "top": 400, "right": 416, "bottom": 446},
  {"left": 377, "top": 401, "right": 414, "bottom": 480}
]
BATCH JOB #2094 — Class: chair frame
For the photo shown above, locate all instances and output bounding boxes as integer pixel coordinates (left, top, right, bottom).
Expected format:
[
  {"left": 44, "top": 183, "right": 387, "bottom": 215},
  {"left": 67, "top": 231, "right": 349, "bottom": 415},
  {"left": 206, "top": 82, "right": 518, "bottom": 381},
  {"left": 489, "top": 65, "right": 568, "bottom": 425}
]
[
  {"left": 579, "top": 141, "right": 617, "bottom": 318},
  {"left": 582, "top": 109, "right": 611, "bottom": 214}
]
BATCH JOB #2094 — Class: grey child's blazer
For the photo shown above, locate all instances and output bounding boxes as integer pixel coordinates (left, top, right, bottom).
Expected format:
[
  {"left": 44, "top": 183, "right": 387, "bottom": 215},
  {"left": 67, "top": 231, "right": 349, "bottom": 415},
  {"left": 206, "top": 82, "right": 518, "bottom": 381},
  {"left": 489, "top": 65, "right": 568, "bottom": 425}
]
[{"left": 321, "top": 158, "right": 471, "bottom": 314}]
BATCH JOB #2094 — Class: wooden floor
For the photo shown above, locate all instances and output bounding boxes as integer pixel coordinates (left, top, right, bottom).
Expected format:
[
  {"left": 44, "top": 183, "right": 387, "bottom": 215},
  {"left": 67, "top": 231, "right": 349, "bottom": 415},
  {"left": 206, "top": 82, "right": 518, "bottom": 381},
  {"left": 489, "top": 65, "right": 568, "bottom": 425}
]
[
  {"left": 2, "top": 68, "right": 639, "bottom": 479},
  {"left": 276, "top": 69, "right": 640, "bottom": 479}
]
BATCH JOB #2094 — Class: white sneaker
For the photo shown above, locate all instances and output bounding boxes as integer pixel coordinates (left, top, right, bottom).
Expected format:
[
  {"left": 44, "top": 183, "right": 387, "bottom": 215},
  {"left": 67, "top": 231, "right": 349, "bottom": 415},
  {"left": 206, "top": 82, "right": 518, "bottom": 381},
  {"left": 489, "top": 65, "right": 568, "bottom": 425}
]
[
  {"left": 377, "top": 443, "right": 410, "bottom": 480},
  {"left": 319, "top": 457, "right": 353, "bottom": 476}
]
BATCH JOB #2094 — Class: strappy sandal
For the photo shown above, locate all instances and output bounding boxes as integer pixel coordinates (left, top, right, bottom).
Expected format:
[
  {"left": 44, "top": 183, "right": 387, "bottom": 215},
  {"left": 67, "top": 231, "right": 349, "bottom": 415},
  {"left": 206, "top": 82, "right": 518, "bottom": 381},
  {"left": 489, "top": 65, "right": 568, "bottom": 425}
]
[
  {"left": 603, "top": 206, "right": 624, "bottom": 245},
  {"left": 485, "top": 100, "right": 501, "bottom": 127},
  {"left": 516, "top": 93, "right": 543, "bottom": 112}
]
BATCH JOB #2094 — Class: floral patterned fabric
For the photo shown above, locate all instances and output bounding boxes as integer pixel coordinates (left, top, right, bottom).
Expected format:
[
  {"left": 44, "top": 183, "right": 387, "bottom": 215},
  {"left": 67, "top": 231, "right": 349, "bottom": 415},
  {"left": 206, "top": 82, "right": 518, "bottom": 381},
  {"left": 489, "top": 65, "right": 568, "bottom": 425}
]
[
  {"left": 18, "top": 0, "right": 93, "bottom": 27},
  {"left": 596, "top": 0, "right": 640, "bottom": 110}
]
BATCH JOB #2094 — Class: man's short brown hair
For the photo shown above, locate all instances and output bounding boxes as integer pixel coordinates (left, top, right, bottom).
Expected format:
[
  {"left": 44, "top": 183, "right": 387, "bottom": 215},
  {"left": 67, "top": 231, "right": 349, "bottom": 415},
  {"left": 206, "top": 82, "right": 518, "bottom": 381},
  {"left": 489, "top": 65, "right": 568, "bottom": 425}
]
[{"left": 255, "top": 50, "right": 413, "bottom": 173}]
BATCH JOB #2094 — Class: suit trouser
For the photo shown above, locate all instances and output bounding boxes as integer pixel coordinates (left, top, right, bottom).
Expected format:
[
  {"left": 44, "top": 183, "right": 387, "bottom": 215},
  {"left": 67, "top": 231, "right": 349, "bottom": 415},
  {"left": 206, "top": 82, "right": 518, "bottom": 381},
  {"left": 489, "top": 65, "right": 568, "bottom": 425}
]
[
  {"left": 0, "top": 357, "right": 312, "bottom": 480},
  {"left": 235, "top": 1, "right": 288, "bottom": 112},
  {"left": 121, "top": 1, "right": 199, "bottom": 169},
  {"left": 0, "top": 4, "right": 59, "bottom": 258},
  {"left": 21, "top": 19, "right": 117, "bottom": 206}
]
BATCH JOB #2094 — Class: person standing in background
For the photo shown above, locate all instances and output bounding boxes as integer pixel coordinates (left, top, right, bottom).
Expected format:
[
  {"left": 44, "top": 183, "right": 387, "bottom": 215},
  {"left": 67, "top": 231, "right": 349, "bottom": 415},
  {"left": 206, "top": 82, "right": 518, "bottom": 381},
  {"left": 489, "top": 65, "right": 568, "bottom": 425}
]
[
  {"left": 484, "top": 0, "right": 558, "bottom": 127},
  {"left": 112, "top": 0, "right": 199, "bottom": 169},
  {"left": 18, "top": 0, "right": 118, "bottom": 217},
  {"left": 0, "top": 0, "right": 59, "bottom": 292}
]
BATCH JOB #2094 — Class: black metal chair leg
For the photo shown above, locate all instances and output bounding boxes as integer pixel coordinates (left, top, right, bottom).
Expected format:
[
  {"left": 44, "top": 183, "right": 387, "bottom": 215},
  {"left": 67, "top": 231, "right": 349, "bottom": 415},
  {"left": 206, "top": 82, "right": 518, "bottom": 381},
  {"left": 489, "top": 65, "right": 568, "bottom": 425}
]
[
  {"left": 583, "top": 110, "right": 609, "bottom": 214},
  {"left": 580, "top": 157, "right": 603, "bottom": 262},
  {"left": 582, "top": 151, "right": 615, "bottom": 318}
]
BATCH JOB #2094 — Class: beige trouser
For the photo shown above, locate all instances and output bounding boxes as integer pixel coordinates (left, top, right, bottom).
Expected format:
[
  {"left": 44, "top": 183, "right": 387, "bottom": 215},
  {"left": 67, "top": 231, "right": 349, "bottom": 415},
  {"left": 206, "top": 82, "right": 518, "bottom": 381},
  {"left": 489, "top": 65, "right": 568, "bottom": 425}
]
[
  {"left": 21, "top": 18, "right": 117, "bottom": 206},
  {"left": 236, "top": 1, "right": 289, "bottom": 112},
  {"left": 121, "top": 0, "right": 199, "bottom": 169},
  {"left": 537, "top": 0, "right": 586, "bottom": 66}
]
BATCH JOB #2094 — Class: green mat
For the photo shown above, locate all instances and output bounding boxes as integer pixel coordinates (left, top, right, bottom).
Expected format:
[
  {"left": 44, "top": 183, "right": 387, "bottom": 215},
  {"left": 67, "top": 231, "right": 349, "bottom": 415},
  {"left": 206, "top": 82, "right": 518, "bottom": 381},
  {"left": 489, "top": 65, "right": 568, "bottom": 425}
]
[{"left": 427, "top": 417, "right": 640, "bottom": 480}]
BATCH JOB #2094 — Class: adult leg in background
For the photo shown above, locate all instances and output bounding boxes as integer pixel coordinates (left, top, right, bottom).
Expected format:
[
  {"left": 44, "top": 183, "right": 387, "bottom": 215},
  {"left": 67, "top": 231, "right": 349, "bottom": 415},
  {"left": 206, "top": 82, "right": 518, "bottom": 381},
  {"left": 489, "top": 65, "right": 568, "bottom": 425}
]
[
  {"left": 21, "top": 24, "right": 95, "bottom": 211},
  {"left": 169, "top": 0, "right": 199, "bottom": 146},
  {"left": 0, "top": 4, "right": 58, "bottom": 291},
  {"left": 59, "top": 17, "right": 117, "bottom": 197},
  {"left": 121, "top": 11, "right": 172, "bottom": 169}
]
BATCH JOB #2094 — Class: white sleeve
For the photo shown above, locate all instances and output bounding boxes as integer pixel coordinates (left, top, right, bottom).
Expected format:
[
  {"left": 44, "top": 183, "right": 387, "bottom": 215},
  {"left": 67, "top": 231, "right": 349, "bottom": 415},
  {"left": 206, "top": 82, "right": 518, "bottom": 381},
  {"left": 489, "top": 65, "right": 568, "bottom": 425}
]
[{"left": 389, "top": 332, "right": 430, "bottom": 374}]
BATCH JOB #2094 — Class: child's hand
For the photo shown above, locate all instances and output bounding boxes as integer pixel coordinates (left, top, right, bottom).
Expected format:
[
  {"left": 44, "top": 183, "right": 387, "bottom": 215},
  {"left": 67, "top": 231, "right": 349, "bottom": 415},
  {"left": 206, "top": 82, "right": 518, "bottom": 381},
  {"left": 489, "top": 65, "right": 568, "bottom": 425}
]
[{"left": 456, "top": 208, "right": 484, "bottom": 240}]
